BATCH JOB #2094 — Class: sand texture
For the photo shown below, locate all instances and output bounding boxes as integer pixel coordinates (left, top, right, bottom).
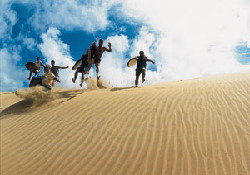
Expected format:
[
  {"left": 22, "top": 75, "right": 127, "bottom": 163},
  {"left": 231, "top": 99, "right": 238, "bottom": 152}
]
[{"left": 1, "top": 71, "right": 250, "bottom": 175}]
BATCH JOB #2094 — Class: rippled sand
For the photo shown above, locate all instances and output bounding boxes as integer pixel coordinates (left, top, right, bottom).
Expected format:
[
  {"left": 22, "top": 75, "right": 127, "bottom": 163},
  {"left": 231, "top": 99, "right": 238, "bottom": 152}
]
[{"left": 1, "top": 71, "right": 249, "bottom": 175}]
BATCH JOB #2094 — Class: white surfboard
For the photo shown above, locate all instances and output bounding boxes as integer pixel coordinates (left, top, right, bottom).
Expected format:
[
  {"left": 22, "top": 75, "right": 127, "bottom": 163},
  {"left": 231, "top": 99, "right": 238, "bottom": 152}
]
[
  {"left": 72, "top": 59, "right": 82, "bottom": 70},
  {"left": 127, "top": 57, "right": 138, "bottom": 67}
]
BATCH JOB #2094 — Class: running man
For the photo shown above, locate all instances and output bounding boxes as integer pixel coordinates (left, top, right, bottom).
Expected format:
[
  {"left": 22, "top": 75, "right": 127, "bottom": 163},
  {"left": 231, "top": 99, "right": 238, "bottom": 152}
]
[
  {"left": 50, "top": 60, "right": 69, "bottom": 87},
  {"left": 87, "top": 39, "right": 112, "bottom": 79},
  {"left": 134, "top": 51, "right": 155, "bottom": 87},
  {"left": 27, "top": 57, "right": 46, "bottom": 80},
  {"left": 42, "top": 65, "right": 60, "bottom": 90},
  {"left": 72, "top": 53, "right": 89, "bottom": 87}
]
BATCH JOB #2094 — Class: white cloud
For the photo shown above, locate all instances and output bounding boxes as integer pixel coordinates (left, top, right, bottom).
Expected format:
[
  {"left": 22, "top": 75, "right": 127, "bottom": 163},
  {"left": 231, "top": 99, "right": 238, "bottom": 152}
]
[
  {"left": 0, "top": 47, "right": 26, "bottom": 92},
  {"left": 0, "top": 0, "right": 17, "bottom": 40},
  {"left": 107, "top": 34, "right": 129, "bottom": 53},
  {"left": 26, "top": 0, "right": 118, "bottom": 33},
  {"left": 116, "top": 0, "right": 250, "bottom": 82},
  {"left": 22, "top": 37, "right": 36, "bottom": 50},
  {"left": 38, "top": 27, "right": 76, "bottom": 88}
]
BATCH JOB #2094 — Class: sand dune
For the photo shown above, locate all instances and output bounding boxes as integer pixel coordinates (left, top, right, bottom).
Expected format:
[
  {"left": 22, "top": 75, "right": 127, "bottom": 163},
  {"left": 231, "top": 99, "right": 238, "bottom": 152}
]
[{"left": 1, "top": 71, "right": 250, "bottom": 175}]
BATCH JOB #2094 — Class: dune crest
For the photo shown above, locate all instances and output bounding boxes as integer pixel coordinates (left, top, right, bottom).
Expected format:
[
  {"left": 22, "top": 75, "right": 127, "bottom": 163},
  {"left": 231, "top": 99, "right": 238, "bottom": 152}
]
[{"left": 1, "top": 71, "right": 250, "bottom": 175}]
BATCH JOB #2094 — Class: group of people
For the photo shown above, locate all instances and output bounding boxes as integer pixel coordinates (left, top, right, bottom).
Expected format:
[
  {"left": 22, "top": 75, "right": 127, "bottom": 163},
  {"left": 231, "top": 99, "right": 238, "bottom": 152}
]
[
  {"left": 27, "top": 56, "right": 69, "bottom": 89},
  {"left": 72, "top": 38, "right": 112, "bottom": 87},
  {"left": 26, "top": 38, "right": 155, "bottom": 89}
]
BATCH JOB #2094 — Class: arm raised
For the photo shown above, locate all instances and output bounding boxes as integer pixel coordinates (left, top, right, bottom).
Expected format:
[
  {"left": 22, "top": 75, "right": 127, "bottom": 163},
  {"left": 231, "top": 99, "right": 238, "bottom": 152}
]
[
  {"left": 104, "top": 42, "right": 112, "bottom": 52},
  {"left": 59, "top": 66, "right": 69, "bottom": 69}
]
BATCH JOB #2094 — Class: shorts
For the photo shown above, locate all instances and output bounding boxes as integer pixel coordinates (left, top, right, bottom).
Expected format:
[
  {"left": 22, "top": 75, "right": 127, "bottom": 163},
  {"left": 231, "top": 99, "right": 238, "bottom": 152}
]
[
  {"left": 94, "top": 58, "right": 101, "bottom": 64},
  {"left": 77, "top": 67, "right": 88, "bottom": 73},
  {"left": 31, "top": 68, "right": 38, "bottom": 73},
  {"left": 136, "top": 67, "right": 146, "bottom": 74}
]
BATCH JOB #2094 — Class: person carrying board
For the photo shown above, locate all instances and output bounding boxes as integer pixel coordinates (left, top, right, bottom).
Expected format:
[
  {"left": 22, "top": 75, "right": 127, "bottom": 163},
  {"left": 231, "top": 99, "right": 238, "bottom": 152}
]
[{"left": 130, "top": 51, "right": 155, "bottom": 87}]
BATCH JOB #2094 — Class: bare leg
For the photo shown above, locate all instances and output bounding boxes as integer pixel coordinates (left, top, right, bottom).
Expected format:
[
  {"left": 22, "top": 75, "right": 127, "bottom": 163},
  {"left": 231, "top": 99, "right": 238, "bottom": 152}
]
[
  {"left": 135, "top": 71, "right": 141, "bottom": 87},
  {"left": 72, "top": 70, "right": 78, "bottom": 83},
  {"left": 86, "top": 49, "right": 92, "bottom": 74},
  {"left": 52, "top": 80, "right": 55, "bottom": 87},
  {"left": 80, "top": 72, "right": 85, "bottom": 87},
  {"left": 35, "top": 70, "right": 39, "bottom": 75},
  {"left": 87, "top": 58, "right": 94, "bottom": 73},
  {"left": 27, "top": 71, "right": 32, "bottom": 80},
  {"left": 142, "top": 69, "right": 146, "bottom": 83},
  {"left": 95, "top": 63, "right": 100, "bottom": 79}
]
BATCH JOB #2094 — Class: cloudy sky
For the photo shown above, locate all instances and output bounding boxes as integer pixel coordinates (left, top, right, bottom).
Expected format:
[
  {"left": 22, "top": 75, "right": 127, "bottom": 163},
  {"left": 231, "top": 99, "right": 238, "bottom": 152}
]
[{"left": 1, "top": 0, "right": 250, "bottom": 91}]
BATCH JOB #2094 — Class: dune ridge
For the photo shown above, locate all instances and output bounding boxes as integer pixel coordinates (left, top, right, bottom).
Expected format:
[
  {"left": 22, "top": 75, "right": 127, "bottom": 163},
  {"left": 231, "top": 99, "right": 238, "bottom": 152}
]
[{"left": 1, "top": 71, "right": 250, "bottom": 175}]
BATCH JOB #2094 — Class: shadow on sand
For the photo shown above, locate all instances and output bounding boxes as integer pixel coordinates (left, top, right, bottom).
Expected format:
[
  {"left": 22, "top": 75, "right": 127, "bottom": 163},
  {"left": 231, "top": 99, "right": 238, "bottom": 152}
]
[
  {"left": 55, "top": 90, "right": 84, "bottom": 102},
  {"left": 110, "top": 87, "right": 137, "bottom": 92},
  {"left": 0, "top": 89, "right": 84, "bottom": 116},
  {"left": 0, "top": 99, "right": 39, "bottom": 116}
]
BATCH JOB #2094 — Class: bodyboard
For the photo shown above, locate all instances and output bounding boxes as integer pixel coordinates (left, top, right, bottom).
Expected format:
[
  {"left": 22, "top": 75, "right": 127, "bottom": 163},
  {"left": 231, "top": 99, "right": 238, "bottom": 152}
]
[
  {"left": 127, "top": 57, "right": 138, "bottom": 67},
  {"left": 25, "top": 62, "right": 39, "bottom": 71},
  {"left": 72, "top": 59, "right": 82, "bottom": 70}
]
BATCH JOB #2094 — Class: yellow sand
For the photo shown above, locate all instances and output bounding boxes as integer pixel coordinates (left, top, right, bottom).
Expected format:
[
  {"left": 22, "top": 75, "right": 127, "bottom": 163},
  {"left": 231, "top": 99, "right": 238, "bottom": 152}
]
[{"left": 1, "top": 71, "right": 250, "bottom": 175}]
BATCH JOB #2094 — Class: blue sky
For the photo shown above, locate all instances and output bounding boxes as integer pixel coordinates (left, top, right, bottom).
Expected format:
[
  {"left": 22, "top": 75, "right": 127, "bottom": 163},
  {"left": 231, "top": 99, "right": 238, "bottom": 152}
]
[{"left": 1, "top": 0, "right": 250, "bottom": 91}]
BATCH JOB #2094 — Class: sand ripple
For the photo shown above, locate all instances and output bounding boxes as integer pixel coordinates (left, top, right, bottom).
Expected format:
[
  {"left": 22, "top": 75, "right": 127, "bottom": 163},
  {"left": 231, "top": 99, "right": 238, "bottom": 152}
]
[{"left": 1, "top": 71, "right": 250, "bottom": 175}]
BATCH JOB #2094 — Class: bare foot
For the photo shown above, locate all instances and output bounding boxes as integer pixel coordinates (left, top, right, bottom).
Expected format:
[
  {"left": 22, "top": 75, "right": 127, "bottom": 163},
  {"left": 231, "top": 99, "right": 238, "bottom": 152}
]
[
  {"left": 72, "top": 78, "right": 76, "bottom": 83},
  {"left": 80, "top": 83, "right": 83, "bottom": 87},
  {"left": 142, "top": 78, "right": 145, "bottom": 83},
  {"left": 27, "top": 77, "right": 30, "bottom": 80}
]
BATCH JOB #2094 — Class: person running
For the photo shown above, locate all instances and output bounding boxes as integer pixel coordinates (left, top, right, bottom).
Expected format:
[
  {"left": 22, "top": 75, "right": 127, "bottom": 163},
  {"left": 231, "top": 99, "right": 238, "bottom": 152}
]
[
  {"left": 42, "top": 65, "right": 60, "bottom": 90},
  {"left": 50, "top": 60, "right": 69, "bottom": 87},
  {"left": 27, "top": 57, "right": 46, "bottom": 80},
  {"left": 72, "top": 53, "right": 89, "bottom": 87},
  {"left": 87, "top": 39, "right": 112, "bottom": 79},
  {"left": 134, "top": 51, "right": 155, "bottom": 87},
  {"left": 86, "top": 41, "right": 97, "bottom": 73}
]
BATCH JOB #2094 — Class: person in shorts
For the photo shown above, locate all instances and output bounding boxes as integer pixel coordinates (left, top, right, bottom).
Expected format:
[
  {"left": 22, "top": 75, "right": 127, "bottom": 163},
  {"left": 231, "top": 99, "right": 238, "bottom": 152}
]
[
  {"left": 27, "top": 57, "right": 46, "bottom": 80},
  {"left": 87, "top": 39, "right": 112, "bottom": 79},
  {"left": 135, "top": 51, "right": 155, "bottom": 87},
  {"left": 42, "top": 65, "right": 60, "bottom": 90},
  {"left": 72, "top": 53, "right": 89, "bottom": 87},
  {"left": 50, "top": 60, "right": 69, "bottom": 87}
]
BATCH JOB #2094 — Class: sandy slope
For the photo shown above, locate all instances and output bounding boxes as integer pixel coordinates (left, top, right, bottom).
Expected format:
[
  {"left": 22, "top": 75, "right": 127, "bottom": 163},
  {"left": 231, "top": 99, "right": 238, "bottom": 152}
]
[{"left": 1, "top": 71, "right": 250, "bottom": 175}]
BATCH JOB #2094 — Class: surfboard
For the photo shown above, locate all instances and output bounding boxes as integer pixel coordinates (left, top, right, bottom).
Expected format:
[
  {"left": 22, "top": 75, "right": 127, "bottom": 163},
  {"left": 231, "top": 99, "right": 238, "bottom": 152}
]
[
  {"left": 72, "top": 59, "right": 82, "bottom": 70},
  {"left": 127, "top": 57, "right": 138, "bottom": 67},
  {"left": 25, "top": 62, "right": 39, "bottom": 71}
]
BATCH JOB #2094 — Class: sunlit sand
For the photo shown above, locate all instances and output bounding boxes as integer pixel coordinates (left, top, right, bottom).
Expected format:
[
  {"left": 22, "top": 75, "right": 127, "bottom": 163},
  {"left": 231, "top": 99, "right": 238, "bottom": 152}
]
[{"left": 1, "top": 71, "right": 249, "bottom": 175}]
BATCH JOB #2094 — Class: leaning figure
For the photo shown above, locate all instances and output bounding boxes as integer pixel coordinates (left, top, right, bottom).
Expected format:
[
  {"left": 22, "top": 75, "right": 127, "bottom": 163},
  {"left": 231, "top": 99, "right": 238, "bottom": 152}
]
[
  {"left": 72, "top": 53, "right": 89, "bottom": 87},
  {"left": 42, "top": 65, "right": 60, "bottom": 90}
]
